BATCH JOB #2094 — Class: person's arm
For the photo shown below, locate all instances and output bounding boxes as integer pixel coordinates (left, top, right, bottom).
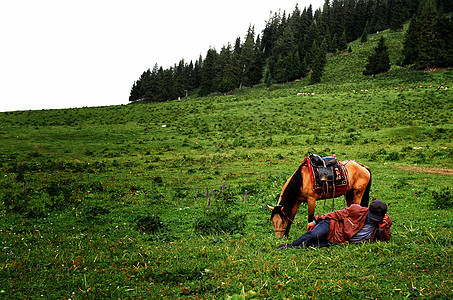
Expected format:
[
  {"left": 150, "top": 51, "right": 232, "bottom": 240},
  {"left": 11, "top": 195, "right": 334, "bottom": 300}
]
[
  {"left": 374, "top": 214, "right": 392, "bottom": 241},
  {"left": 314, "top": 205, "right": 355, "bottom": 223}
]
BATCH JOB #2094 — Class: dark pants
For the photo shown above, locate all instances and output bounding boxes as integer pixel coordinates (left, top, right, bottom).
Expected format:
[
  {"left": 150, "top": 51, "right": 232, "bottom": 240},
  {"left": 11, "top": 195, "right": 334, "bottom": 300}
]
[{"left": 278, "top": 220, "right": 331, "bottom": 250}]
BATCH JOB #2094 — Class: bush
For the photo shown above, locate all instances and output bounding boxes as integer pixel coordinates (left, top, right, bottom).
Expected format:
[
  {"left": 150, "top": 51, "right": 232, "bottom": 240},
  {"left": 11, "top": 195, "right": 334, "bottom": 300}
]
[
  {"left": 431, "top": 188, "right": 453, "bottom": 209},
  {"left": 194, "top": 189, "right": 247, "bottom": 235},
  {"left": 135, "top": 215, "right": 166, "bottom": 234}
]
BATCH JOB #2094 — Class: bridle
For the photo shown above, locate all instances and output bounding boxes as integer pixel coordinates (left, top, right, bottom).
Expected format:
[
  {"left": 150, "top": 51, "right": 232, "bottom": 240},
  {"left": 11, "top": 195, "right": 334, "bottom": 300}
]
[{"left": 272, "top": 206, "right": 300, "bottom": 234}]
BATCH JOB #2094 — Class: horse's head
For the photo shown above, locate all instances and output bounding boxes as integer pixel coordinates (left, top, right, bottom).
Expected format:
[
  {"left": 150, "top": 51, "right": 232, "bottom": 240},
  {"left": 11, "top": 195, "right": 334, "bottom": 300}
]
[{"left": 268, "top": 205, "right": 291, "bottom": 238}]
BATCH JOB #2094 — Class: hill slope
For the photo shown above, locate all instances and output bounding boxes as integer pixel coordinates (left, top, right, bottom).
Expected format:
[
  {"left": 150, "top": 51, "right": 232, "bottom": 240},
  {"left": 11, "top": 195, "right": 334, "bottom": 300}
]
[{"left": 0, "top": 29, "right": 452, "bottom": 299}]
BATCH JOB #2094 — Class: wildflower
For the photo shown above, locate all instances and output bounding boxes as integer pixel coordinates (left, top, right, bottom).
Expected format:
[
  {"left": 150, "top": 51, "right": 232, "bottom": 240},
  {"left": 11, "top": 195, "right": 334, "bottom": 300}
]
[
  {"left": 244, "top": 190, "right": 248, "bottom": 201},
  {"left": 205, "top": 188, "right": 209, "bottom": 198},
  {"left": 222, "top": 181, "right": 226, "bottom": 191},
  {"left": 212, "top": 189, "right": 215, "bottom": 197}
]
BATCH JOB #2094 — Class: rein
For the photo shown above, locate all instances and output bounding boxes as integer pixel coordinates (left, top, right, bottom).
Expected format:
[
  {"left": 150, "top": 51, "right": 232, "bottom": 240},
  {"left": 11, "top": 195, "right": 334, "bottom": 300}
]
[{"left": 273, "top": 214, "right": 302, "bottom": 234}]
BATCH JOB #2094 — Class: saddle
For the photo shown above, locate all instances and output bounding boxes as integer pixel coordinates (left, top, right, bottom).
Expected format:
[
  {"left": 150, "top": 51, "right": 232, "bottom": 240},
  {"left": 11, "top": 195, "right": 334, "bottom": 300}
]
[{"left": 306, "top": 152, "right": 349, "bottom": 198}]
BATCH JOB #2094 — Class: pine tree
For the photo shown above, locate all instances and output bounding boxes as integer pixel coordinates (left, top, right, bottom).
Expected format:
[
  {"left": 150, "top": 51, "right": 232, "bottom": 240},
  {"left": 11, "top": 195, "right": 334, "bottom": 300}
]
[
  {"left": 263, "top": 64, "right": 272, "bottom": 87},
  {"left": 389, "top": 0, "right": 408, "bottom": 31},
  {"left": 310, "top": 39, "right": 327, "bottom": 84},
  {"left": 402, "top": 15, "right": 418, "bottom": 66},
  {"left": 360, "top": 26, "right": 368, "bottom": 43},
  {"left": 436, "top": 15, "right": 453, "bottom": 66},
  {"left": 239, "top": 26, "right": 256, "bottom": 88},
  {"left": 173, "top": 59, "right": 187, "bottom": 99},
  {"left": 129, "top": 81, "right": 140, "bottom": 102},
  {"left": 159, "top": 68, "right": 174, "bottom": 101},
  {"left": 363, "top": 36, "right": 391, "bottom": 75},
  {"left": 338, "top": 31, "right": 348, "bottom": 52},
  {"left": 415, "top": 0, "right": 439, "bottom": 68},
  {"left": 199, "top": 48, "right": 218, "bottom": 97},
  {"left": 330, "top": 34, "right": 338, "bottom": 53},
  {"left": 371, "top": 0, "right": 390, "bottom": 32},
  {"left": 271, "top": 24, "right": 297, "bottom": 83},
  {"left": 217, "top": 44, "right": 239, "bottom": 93},
  {"left": 248, "top": 35, "right": 265, "bottom": 86}
]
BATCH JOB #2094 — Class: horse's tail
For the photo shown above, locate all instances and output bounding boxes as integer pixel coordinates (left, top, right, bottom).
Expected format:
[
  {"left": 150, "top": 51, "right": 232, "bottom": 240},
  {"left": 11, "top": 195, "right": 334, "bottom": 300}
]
[{"left": 360, "top": 167, "right": 371, "bottom": 207}]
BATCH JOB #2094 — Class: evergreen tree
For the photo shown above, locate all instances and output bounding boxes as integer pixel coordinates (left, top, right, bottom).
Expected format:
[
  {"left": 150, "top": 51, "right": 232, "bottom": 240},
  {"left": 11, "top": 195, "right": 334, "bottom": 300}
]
[
  {"left": 371, "top": 0, "right": 390, "bottom": 32},
  {"left": 402, "top": 15, "right": 418, "bottom": 65},
  {"left": 248, "top": 35, "right": 265, "bottom": 85},
  {"left": 363, "top": 36, "right": 391, "bottom": 75},
  {"left": 436, "top": 15, "right": 453, "bottom": 67},
  {"left": 217, "top": 44, "right": 239, "bottom": 93},
  {"left": 273, "top": 55, "right": 287, "bottom": 83},
  {"left": 261, "top": 11, "right": 283, "bottom": 59},
  {"left": 239, "top": 26, "right": 256, "bottom": 88},
  {"left": 353, "top": 0, "right": 368, "bottom": 39},
  {"left": 338, "top": 31, "right": 348, "bottom": 52},
  {"left": 300, "top": 56, "right": 309, "bottom": 77},
  {"left": 137, "top": 69, "right": 151, "bottom": 100},
  {"left": 305, "top": 20, "right": 321, "bottom": 61},
  {"left": 129, "top": 81, "right": 140, "bottom": 102},
  {"left": 288, "top": 50, "right": 302, "bottom": 81},
  {"left": 193, "top": 56, "right": 203, "bottom": 88},
  {"left": 330, "top": 34, "right": 338, "bottom": 53},
  {"left": 310, "top": 39, "right": 327, "bottom": 84},
  {"left": 186, "top": 61, "right": 195, "bottom": 92},
  {"left": 360, "top": 25, "right": 368, "bottom": 43},
  {"left": 173, "top": 59, "right": 187, "bottom": 98},
  {"left": 415, "top": 0, "right": 438, "bottom": 68},
  {"left": 389, "top": 0, "right": 408, "bottom": 30},
  {"left": 199, "top": 48, "right": 218, "bottom": 97},
  {"left": 263, "top": 64, "right": 272, "bottom": 87},
  {"left": 159, "top": 68, "right": 174, "bottom": 101},
  {"left": 402, "top": 0, "right": 443, "bottom": 69},
  {"left": 271, "top": 24, "right": 297, "bottom": 83}
]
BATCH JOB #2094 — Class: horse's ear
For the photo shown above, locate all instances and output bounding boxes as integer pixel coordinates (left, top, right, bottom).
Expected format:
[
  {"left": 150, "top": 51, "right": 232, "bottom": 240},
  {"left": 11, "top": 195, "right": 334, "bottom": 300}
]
[{"left": 267, "top": 205, "right": 274, "bottom": 211}]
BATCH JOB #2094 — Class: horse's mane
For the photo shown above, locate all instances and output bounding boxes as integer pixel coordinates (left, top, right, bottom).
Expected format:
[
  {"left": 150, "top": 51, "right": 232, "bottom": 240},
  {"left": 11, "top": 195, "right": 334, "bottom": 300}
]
[{"left": 272, "top": 165, "right": 302, "bottom": 218}]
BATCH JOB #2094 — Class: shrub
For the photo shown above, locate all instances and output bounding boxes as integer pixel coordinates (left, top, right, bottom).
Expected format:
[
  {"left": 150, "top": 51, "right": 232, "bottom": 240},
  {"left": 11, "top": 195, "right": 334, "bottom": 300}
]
[
  {"left": 386, "top": 151, "right": 401, "bottom": 161},
  {"left": 135, "top": 215, "right": 166, "bottom": 234},
  {"left": 194, "top": 189, "right": 247, "bottom": 235},
  {"left": 431, "top": 188, "right": 453, "bottom": 209}
]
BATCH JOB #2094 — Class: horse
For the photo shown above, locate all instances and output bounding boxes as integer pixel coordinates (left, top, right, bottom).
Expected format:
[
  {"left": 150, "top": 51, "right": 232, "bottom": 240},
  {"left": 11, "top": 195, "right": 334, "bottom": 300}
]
[{"left": 268, "top": 158, "right": 371, "bottom": 238}]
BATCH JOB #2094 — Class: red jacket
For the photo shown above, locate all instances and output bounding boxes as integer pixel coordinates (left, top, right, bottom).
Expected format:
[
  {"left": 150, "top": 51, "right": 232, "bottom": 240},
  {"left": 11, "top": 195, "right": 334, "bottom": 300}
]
[{"left": 314, "top": 204, "right": 392, "bottom": 244}]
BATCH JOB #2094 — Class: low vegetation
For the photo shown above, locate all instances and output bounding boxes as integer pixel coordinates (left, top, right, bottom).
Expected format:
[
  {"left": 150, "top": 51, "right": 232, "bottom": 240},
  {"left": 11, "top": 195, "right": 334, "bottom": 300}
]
[{"left": 0, "top": 29, "right": 452, "bottom": 299}]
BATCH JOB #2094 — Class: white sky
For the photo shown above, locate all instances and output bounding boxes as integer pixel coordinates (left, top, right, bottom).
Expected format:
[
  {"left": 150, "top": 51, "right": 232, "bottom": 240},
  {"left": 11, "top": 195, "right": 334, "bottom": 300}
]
[{"left": 0, "top": 0, "right": 324, "bottom": 112}]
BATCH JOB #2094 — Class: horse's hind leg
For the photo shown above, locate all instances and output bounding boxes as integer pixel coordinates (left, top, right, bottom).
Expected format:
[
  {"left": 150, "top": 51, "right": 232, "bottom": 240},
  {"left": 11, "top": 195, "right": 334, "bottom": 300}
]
[{"left": 345, "top": 189, "right": 354, "bottom": 207}]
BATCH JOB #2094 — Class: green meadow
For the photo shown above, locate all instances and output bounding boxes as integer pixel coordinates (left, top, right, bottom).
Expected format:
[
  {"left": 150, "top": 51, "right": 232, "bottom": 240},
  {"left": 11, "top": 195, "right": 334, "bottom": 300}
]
[{"left": 1, "top": 29, "right": 452, "bottom": 299}]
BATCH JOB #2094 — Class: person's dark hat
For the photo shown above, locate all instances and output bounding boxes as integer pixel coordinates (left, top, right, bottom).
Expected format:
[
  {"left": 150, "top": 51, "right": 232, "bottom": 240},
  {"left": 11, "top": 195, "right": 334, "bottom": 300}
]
[{"left": 368, "top": 200, "right": 387, "bottom": 222}]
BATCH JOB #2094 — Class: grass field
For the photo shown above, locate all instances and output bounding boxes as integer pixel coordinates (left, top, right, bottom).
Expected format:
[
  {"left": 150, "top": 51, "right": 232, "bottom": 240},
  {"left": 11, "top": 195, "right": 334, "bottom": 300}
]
[{"left": 1, "top": 29, "right": 452, "bottom": 299}]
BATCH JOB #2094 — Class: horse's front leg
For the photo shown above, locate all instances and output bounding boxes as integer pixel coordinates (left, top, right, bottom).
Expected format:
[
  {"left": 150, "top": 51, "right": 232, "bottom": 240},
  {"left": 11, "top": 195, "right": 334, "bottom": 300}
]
[{"left": 307, "top": 197, "right": 317, "bottom": 223}]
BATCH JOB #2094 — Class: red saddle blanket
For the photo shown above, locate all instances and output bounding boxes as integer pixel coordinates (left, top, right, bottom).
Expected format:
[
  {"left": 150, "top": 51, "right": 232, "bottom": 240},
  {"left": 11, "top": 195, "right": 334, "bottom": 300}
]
[{"left": 303, "top": 157, "right": 350, "bottom": 198}]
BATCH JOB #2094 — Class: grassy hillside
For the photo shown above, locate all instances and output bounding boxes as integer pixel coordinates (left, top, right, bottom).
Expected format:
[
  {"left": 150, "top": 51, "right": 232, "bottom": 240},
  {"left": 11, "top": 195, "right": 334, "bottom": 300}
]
[{"left": 0, "top": 29, "right": 452, "bottom": 299}]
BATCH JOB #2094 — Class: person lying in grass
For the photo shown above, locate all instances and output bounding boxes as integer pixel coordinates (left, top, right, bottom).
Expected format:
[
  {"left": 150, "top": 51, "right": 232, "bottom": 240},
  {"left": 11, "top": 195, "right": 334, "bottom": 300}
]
[{"left": 278, "top": 200, "right": 392, "bottom": 250}]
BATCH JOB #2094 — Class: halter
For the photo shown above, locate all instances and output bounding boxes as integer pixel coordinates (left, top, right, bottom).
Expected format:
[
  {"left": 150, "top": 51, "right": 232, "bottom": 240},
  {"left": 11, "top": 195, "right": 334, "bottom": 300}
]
[{"left": 272, "top": 207, "right": 300, "bottom": 234}]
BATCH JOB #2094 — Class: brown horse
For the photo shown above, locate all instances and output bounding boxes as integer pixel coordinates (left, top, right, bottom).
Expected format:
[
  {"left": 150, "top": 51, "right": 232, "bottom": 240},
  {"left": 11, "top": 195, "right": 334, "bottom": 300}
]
[{"left": 268, "top": 159, "right": 371, "bottom": 238}]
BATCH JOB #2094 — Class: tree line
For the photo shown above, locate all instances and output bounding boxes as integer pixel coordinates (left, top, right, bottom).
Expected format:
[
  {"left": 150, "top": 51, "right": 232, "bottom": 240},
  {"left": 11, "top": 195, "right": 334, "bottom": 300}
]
[{"left": 129, "top": 0, "right": 453, "bottom": 102}]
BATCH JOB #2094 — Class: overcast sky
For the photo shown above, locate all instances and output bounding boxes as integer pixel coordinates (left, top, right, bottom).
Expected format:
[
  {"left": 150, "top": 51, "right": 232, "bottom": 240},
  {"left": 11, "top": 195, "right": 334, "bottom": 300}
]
[{"left": 0, "top": 0, "right": 324, "bottom": 112}]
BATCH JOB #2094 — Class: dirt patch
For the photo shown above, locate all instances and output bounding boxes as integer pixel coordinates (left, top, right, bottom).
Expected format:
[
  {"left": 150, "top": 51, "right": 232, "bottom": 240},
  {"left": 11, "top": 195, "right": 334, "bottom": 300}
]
[{"left": 393, "top": 166, "right": 453, "bottom": 176}]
